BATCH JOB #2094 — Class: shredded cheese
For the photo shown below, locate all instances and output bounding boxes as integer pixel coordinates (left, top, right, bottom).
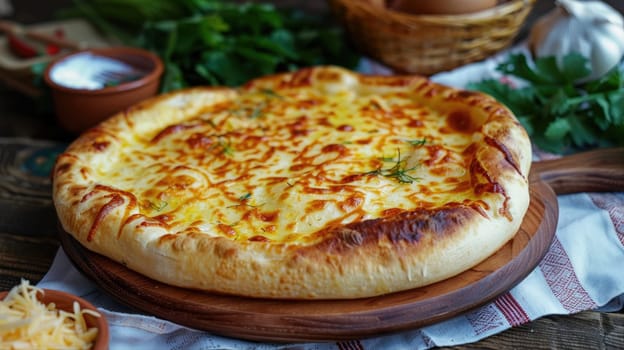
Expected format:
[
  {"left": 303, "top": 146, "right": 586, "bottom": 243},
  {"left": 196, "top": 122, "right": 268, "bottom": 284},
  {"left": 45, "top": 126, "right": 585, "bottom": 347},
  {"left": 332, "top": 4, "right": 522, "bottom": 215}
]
[{"left": 0, "top": 280, "right": 100, "bottom": 350}]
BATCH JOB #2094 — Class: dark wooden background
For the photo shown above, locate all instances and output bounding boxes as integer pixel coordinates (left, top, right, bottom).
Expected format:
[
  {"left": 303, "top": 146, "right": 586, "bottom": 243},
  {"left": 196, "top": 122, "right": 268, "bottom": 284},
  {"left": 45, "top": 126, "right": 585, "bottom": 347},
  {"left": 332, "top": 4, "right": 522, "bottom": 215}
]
[{"left": 6, "top": 0, "right": 624, "bottom": 24}]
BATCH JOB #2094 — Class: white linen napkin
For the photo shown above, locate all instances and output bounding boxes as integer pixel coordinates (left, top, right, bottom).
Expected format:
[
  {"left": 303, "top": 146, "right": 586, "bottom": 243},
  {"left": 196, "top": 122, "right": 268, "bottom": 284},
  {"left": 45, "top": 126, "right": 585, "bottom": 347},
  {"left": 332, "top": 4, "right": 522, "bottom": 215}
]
[
  {"left": 38, "top": 193, "right": 624, "bottom": 349},
  {"left": 38, "top": 45, "right": 624, "bottom": 349}
]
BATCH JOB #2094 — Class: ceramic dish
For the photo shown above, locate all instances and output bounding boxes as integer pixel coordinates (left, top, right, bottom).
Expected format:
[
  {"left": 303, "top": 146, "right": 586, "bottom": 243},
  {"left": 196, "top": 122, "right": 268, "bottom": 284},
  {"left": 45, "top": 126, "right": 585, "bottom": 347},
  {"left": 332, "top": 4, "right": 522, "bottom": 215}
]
[
  {"left": 44, "top": 46, "right": 164, "bottom": 133},
  {"left": 0, "top": 287, "right": 109, "bottom": 350}
]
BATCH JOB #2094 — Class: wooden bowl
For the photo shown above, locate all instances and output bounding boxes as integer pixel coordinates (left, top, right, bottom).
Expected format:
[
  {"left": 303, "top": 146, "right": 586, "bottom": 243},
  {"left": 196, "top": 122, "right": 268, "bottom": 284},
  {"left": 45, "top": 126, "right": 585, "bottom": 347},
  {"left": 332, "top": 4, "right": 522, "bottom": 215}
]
[
  {"left": 0, "top": 288, "right": 109, "bottom": 350},
  {"left": 43, "top": 46, "right": 163, "bottom": 134}
]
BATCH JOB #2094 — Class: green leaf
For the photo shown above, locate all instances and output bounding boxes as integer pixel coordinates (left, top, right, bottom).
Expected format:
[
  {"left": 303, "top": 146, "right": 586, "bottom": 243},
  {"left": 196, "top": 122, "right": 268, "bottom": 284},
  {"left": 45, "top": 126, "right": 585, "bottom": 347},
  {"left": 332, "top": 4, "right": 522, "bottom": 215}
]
[
  {"left": 237, "top": 35, "right": 297, "bottom": 60},
  {"left": 194, "top": 63, "right": 220, "bottom": 85},
  {"left": 496, "top": 54, "right": 550, "bottom": 85},
  {"left": 199, "top": 50, "right": 248, "bottom": 86},
  {"left": 469, "top": 52, "right": 624, "bottom": 153},
  {"left": 607, "top": 91, "right": 624, "bottom": 125},
  {"left": 139, "top": 20, "right": 179, "bottom": 61},
  {"left": 171, "top": 18, "right": 203, "bottom": 55},
  {"left": 234, "top": 46, "right": 281, "bottom": 75},
  {"left": 545, "top": 90, "right": 573, "bottom": 116},
  {"left": 161, "top": 62, "right": 187, "bottom": 92},
  {"left": 559, "top": 53, "right": 592, "bottom": 83},
  {"left": 544, "top": 118, "right": 571, "bottom": 141},
  {"left": 593, "top": 95, "right": 613, "bottom": 129},
  {"left": 59, "top": 0, "right": 362, "bottom": 91},
  {"left": 533, "top": 56, "right": 566, "bottom": 83},
  {"left": 567, "top": 114, "right": 601, "bottom": 148},
  {"left": 585, "top": 65, "right": 623, "bottom": 93}
]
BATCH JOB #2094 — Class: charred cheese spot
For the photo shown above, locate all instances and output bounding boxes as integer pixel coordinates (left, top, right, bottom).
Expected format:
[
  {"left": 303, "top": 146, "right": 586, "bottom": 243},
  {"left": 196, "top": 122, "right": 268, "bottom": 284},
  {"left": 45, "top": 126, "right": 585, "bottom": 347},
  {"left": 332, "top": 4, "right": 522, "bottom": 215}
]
[
  {"left": 54, "top": 162, "right": 72, "bottom": 175},
  {"left": 381, "top": 208, "right": 403, "bottom": 217},
  {"left": 249, "top": 235, "right": 270, "bottom": 242},
  {"left": 91, "top": 141, "right": 110, "bottom": 151},
  {"left": 337, "top": 124, "right": 354, "bottom": 132},
  {"left": 186, "top": 133, "right": 215, "bottom": 149},
  {"left": 216, "top": 223, "right": 236, "bottom": 237},
  {"left": 447, "top": 110, "right": 478, "bottom": 133},
  {"left": 152, "top": 124, "right": 194, "bottom": 143}
]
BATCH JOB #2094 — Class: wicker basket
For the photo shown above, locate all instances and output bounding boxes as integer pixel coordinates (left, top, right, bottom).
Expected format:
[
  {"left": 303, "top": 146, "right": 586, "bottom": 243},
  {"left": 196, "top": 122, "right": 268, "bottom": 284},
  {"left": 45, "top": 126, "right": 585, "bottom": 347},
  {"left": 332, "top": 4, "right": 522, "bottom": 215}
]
[{"left": 329, "top": 0, "right": 536, "bottom": 75}]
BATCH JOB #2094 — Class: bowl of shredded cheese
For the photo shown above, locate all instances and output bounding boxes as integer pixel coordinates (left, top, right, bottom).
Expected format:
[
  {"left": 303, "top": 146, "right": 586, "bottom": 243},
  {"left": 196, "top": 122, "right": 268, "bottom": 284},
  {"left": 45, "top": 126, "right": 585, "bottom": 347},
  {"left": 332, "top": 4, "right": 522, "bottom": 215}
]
[{"left": 0, "top": 279, "right": 108, "bottom": 350}]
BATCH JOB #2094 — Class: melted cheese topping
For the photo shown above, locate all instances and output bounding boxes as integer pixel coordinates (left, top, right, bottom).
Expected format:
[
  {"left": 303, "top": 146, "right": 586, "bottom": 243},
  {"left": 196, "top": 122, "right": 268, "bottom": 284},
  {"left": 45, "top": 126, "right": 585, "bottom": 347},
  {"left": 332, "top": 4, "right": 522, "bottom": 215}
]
[
  {"left": 96, "top": 79, "right": 492, "bottom": 244},
  {"left": 0, "top": 280, "right": 100, "bottom": 350}
]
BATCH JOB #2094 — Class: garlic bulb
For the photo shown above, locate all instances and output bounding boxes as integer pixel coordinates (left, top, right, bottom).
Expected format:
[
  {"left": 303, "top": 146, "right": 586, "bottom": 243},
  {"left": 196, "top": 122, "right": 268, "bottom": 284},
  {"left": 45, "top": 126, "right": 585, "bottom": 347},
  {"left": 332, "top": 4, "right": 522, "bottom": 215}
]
[{"left": 528, "top": 0, "right": 624, "bottom": 81}]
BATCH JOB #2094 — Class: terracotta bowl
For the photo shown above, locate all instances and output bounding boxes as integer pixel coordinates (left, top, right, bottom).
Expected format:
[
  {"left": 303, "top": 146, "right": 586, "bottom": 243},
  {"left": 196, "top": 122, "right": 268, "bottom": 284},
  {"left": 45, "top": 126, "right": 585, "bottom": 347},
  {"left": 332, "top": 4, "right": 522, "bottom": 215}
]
[
  {"left": 0, "top": 288, "right": 109, "bottom": 350},
  {"left": 44, "top": 46, "right": 164, "bottom": 134}
]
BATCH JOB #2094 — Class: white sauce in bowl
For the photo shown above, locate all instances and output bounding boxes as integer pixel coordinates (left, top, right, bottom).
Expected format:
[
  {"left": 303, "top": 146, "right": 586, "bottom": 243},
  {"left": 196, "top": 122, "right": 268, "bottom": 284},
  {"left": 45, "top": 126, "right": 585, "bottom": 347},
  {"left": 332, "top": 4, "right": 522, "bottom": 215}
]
[{"left": 49, "top": 52, "right": 145, "bottom": 90}]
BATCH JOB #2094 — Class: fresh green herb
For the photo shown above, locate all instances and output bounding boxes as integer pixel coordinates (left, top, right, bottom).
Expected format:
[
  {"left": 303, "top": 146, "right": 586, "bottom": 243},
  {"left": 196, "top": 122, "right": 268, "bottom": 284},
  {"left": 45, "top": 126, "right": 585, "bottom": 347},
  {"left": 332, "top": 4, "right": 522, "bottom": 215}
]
[
  {"left": 230, "top": 103, "right": 266, "bottom": 119},
  {"left": 205, "top": 135, "right": 235, "bottom": 155},
  {"left": 406, "top": 138, "right": 426, "bottom": 147},
  {"left": 216, "top": 136, "right": 234, "bottom": 155},
  {"left": 259, "top": 88, "right": 283, "bottom": 99},
  {"left": 378, "top": 156, "right": 396, "bottom": 162},
  {"left": 365, "top": 149, "right": 420, "bottom": 184},
  {"left": 229, "top": 89, "right": 281, "bottom": 118},
  {"left": 249, "top": 104, "right": 265, "bottom": 119},
  {"left": 467, "top": 53, "right": 624, "bottom": 153},
  {"left": 145, "top": 200, "right": 168, "bottom": 212},
  {"left": 227, "top": 192, "right": 263, "bottom": 208},
  {"left": 61, "top": 0, "right": 361, "bottom": 91}
]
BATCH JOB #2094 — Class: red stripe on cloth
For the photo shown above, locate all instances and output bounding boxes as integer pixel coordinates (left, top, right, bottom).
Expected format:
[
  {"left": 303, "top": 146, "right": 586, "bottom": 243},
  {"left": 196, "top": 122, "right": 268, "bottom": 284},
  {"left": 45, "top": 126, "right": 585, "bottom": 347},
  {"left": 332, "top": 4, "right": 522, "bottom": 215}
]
[
  {"left": 494, "top": 293, "right": 530, "bottom": 326},
  {"left": 465, "top": 304, "right": 507, "bottom": 335},
  {"left": 590, "top": 193, "right": 624, "bottom": 246},
  {"left": 336, "top": 340, "right": 364, "bottom": 350},
  {"left": 539, "top": 237, "right": 597, "bottom": 312}
]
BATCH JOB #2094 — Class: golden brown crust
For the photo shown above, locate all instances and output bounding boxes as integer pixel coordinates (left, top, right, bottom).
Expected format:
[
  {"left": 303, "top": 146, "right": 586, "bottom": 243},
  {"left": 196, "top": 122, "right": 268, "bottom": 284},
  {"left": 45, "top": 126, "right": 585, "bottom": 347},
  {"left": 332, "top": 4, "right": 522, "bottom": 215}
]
[{"left": 52, "top": 66, "right": 531, "bottom": 299}]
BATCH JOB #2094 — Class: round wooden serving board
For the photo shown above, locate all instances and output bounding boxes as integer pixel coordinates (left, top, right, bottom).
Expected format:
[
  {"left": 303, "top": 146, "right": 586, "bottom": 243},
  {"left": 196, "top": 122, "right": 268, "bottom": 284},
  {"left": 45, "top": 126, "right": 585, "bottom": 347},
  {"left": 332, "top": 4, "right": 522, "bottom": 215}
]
[{"left": 59, "top": 177, "right": 559, "bottom": 343}]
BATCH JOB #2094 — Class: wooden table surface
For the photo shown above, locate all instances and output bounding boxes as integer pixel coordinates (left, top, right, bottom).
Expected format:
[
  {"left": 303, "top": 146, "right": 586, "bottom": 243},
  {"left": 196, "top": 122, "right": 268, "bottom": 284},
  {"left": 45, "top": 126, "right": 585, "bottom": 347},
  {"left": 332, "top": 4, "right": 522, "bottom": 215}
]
[{"left": 1, "top": 0, "right": 623, "bottom": 349}]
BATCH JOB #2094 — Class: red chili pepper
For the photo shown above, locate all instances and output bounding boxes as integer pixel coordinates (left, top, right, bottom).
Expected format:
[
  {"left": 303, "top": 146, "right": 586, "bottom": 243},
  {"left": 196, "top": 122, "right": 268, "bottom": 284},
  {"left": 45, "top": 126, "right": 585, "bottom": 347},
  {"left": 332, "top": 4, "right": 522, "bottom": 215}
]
[
  {"left": 7, "top": 34, "right": 39, "bottom": 59},
  {"left": 45, "top": 28, "right": 66, "bottom": 55},
  {"left": 46, "top": 44, "right": 60, "bottom": 55}
]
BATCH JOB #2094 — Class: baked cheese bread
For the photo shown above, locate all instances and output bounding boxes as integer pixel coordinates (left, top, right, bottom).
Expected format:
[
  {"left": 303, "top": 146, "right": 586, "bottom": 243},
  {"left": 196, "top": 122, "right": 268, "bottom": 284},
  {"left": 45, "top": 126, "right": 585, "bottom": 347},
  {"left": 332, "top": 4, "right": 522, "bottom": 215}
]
[{"left": 53, "top": 66, "right": 532, "bottom": 299}]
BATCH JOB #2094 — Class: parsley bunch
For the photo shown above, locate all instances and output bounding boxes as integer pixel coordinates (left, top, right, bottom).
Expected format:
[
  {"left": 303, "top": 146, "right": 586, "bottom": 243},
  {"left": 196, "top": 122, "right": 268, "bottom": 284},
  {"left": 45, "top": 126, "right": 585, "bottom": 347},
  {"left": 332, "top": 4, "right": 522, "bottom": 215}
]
[
  {"left": 468, "top": 53, "right": 624, "bottom": 154},
  {"left": 64, "top": 0, "right": 360, "bottom": 90}
]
